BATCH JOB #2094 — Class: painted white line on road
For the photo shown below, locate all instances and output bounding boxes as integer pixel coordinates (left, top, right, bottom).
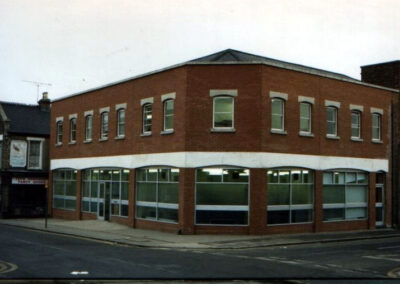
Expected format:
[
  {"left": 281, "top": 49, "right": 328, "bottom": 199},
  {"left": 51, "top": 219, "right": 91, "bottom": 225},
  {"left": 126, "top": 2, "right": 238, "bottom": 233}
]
[
  {"left": 363, "top": 255, "right": 400, "bottom": 262},
  {"left": 378, "top": 245, "right": 400, "bottom": 250}
]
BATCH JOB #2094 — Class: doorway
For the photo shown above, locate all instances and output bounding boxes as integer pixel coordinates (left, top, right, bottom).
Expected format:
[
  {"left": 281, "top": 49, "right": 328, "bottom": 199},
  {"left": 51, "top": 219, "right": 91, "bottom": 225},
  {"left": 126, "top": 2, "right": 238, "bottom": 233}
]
[
  {"left": 375, "top": 184, "right": 384, "bottom": 227},
  {"left": 98, "top": 181, "right": 111, "bottom": 221}
]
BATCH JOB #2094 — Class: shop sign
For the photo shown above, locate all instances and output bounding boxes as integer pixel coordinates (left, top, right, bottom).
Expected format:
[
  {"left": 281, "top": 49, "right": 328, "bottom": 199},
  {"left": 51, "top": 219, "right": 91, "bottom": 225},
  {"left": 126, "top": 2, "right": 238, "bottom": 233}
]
[
  {"left": 10, "top": 140, "right": 27, "bottom": 167},
  {"left": 11, "top": 177, "right": 46, "bottom": 185}
]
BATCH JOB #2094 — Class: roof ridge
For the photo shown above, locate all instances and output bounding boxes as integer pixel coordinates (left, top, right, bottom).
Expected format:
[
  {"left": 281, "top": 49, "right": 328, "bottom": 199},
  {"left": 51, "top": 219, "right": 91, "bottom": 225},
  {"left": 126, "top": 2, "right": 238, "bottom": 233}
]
[{"left": 0, "top": 101, "right": 38, "bottom": 107}]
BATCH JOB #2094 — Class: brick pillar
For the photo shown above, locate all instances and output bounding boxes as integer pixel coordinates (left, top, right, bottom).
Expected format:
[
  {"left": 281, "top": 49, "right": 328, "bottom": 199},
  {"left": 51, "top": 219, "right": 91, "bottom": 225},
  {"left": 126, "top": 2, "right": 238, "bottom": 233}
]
[
  {"left": 179, "top": 168, "right": 195, "bottom": 234},
  {"left": 48, "top": 171, "right": 53, "bottom": 216},
  {"left": 129, "top": 169, "right": 136, "bottom": 228},
  {"left": 368, "top": 172, "right": 376, "bottom": 229},
  {"left": 385, "top": 172, "right": 392, "bottom": 227},
  {"left": 314, "top": 170, "right": 323, "bottom": 232},
  {"left": 75, "top": 170, "right": 82, "bottom": 220},
  {"left": 249, "top": 168, "right": 266, "bottom": 234}
]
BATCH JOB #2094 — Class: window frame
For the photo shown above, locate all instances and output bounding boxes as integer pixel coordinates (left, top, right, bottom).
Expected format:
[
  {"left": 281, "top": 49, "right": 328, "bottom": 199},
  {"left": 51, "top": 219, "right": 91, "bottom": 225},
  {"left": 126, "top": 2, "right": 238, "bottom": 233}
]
[
  {"left": 56, "top": 120, "right": 63, "bottom": 144},
  {"left": 27, "top": 137, "right": 44, "bottom": 170},
  {"left": 116, "top": 108, "right": 125, "bottom": 138},
  {"left": 100, "top": 111, "right": 109, "bottom": 139},
  {"left": 212, "top": 96, "right": 234, "bottom": 130},
  {"left": 85, "top": 115, "right": 93, "bottom": 141},
  {"left": 371, "top": 113, "right": 382, "bottom": 142},
  {"left": 69, "top": 118, "right": 77, "bottom": 143},
  {"left": 351, "top": 110, "right": 361, "bottom": 139},
  {"left": 163, "top": 99, "right": 174, "bottom": 132},
  {"left": 52, "top": 169, "right": 77, "bottom": 211},
  {"left": 326, "top": 106, "right": 338, "bottom": 137},
  {"left": 299, "top": 102, "right": 312, "bottom": 134},
  {"left": 142, "top": 103, "right": 152, "bottom": 134},
  {"left": 271, "top": 98, "right": 285, "bottom": 132}
]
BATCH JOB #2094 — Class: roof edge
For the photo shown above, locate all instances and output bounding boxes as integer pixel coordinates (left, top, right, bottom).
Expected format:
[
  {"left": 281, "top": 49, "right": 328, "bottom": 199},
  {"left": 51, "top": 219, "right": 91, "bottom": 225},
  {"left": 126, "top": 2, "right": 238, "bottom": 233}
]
[{"left": 361, "top": 60, "right": 400, "bottom": 68}]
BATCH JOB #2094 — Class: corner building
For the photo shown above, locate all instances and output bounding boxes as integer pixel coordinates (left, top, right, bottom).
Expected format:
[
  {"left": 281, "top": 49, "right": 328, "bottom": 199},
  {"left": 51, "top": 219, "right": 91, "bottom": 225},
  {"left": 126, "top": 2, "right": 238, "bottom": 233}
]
[{"left": 50, "top": 49, "right": 398, "bottom": 234}]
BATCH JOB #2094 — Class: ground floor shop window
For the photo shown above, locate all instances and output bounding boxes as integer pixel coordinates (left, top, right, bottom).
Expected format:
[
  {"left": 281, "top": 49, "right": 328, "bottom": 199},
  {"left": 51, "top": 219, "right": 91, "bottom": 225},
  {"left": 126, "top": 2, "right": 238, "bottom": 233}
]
[
  {"left": 82, "top": 169, "right": 129, "bottom": 217},
  {"left": 136, "top": 168, "right": 179, "bottom": 223},
  {"left": 267, "top": 169, "right": 314, "bottom": 225},
  {"left": 53, "top": 169, "right": 77, "bottom": 210},
  {"left": 323, "top": 171, "right": 368, "bottom": 221},
  {"left": 195, "top": 168, "right": 249, "bottom": 225}
]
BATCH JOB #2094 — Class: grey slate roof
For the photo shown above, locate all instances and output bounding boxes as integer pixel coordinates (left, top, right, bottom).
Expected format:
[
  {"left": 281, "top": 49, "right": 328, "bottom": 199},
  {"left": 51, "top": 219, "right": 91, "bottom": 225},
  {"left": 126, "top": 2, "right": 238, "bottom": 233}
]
[
  {"left": 1, "top": 102, "right": 50, "bottom": 136},
  {"left": 189, "top": 49, "right": 354, "bottom": 80}
]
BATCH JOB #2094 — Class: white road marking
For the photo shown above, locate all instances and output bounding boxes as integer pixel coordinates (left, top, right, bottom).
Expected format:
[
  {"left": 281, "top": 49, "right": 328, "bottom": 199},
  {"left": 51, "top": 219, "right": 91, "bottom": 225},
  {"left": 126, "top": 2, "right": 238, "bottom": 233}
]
[
  {"left": 363, "top": 255, "right": 400, "bottom": 262},
  {"left": 378, "top": 245, "right": 400, "bottom": 250}
]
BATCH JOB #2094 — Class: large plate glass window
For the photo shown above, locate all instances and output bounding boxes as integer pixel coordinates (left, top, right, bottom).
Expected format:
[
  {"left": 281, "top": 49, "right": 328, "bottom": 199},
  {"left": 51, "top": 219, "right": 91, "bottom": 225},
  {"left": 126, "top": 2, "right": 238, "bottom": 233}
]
[
  {"left": 100, "top": 112, "right": 109, "bottom": 139},
  {"left": 299, "top": 103, "right": 311, "bottom": 133},
  {"left": 53, "top": 169, "right": 77, "bottom": 210},
  {"left": 85, "top": 115, "right": 92, "bottom": 141},
  {"left": 271, "top": 98, "right": 284, "bottom": 131},
  {"left": 372, "top": 113, "right": 381, "bottom": 141},
  {"left": 326, "top": 107, "right": 337, "bottom": 136},
  {"left": 163, "top": 99, "right": 174, "bottom": 131},
  {"left": 142, "top": 104, "right": 152, "bottom": 134},
  {"left": 117, "top": 109, "right": 125, "bottom": 137},
  {"left": 213, "top": 96, "right": 234, "bottom": 129},
  {"left": 351, "top": 111, "right": 361, "bottom": 139},
  {"left": 195, "top": 168, "right": 249, "bottom": 225},
  {"left": 82, "top": 169, "right": 129, "bottom": 217},
  {"left": 267, "top": 169, "right": 314, "bottom": 225},
  {"left": 323, "top": 171, "right": 368, "bottom": 221},
  {"left": 70, "top": 118, "right": 77, "bottom": 142},
  {"left": 136, "top": 168, "right": 179, "bottom": 223}
]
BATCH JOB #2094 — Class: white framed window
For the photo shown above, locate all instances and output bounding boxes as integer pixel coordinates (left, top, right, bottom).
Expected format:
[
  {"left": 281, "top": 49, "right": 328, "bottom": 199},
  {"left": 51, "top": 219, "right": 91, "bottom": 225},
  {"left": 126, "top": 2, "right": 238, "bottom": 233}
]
[
  {"left": 142, "top": 103, "right": 152, "bottom": 134},
  {"left": 372, "top": 113, "right": 381, "bottom": 141},
  {"left": 351, "top": 111, "right": 361, "bottom": 139},
  {"left": 271, "top": 98, "right": 284, "bottom": 131},
  {"left": 326, "top": 107, "right": 338, "bottom": 136},
  {"left": 69, "top": 118, "right": 77, "bottom": 143},
  {"left": 117, "top": 109, "right": 125, "bottom": 137},
  {"left": 27, "top": 137, "right": 44, "bottom": 169},
  {"left": 85, "top": 115, "right": 92, "bottom": 141},
  {"left": 163, "top": 99, "right": 174, "bottom": 132},
  {"left": 56, "top": 121, "right": 63, "bottom": 144},
  {"left": 213, "top": 96, "right": 234, "bottom": 129},
  {"left": 299, "top": 102, "right": 312, "bottom": 134},
  {"left": 100, "top": 112, "right": 109, "bottom": 139}
]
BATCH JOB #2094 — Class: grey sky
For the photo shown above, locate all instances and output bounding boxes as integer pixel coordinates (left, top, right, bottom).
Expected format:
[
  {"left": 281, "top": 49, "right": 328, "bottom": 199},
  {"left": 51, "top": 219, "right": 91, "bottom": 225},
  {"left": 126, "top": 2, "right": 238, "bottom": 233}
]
[{"left": 0, "top": 0, "right": 399, "bottom": 104}]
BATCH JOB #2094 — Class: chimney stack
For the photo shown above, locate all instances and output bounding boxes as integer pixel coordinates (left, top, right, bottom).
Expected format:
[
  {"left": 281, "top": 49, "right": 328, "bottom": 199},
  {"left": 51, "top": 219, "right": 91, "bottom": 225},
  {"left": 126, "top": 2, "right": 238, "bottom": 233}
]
[{"left": 38, "top": 92, "right": 51, "bottom": 111}]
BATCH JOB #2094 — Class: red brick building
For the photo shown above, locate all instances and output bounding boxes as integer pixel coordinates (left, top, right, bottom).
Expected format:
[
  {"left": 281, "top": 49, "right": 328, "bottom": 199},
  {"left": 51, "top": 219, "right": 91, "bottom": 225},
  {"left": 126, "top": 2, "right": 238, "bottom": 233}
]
[{"left": 49, "top": 49, "right": 398, "bottom": 234}]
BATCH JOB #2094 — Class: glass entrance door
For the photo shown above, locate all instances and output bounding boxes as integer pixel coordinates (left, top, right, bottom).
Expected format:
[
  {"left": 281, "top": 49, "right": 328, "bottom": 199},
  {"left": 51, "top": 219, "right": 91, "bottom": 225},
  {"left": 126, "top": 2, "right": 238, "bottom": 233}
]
[
  {"left": 98, "top": 182, "right": 111, "bottom": 221},
  {"left": 376, "top": 184, "right": 384, "bottom": 227}
]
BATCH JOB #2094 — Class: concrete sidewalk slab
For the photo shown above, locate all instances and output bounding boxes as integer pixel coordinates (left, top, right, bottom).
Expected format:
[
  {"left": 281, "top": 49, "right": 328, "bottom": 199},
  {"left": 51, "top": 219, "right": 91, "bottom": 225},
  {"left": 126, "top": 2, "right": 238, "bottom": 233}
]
[{"left": 1, "top": 218, "right": 399, "bottom": 250}]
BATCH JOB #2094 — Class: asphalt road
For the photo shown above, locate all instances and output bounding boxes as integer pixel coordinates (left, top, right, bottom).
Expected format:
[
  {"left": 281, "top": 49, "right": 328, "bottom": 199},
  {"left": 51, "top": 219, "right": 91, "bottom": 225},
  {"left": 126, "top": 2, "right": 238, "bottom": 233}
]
[{"left": 0, "top": 224, "right": 400, "bottom": 281}]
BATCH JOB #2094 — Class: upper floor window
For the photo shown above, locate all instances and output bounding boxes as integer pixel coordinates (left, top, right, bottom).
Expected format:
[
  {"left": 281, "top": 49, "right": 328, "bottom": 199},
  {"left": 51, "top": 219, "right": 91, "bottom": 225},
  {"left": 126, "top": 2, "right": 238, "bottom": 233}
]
[
  {"left": 213, "top": 96, "right": 234, "bottom": 129},
  {"left": 117, "top": 109, "right": 125, "bottom": 137},
  {"left": 326, "top": 107, "right": 337, "bottom": 136},
  {"left": 85, "top": 115, "right": 92, "bottom": 141},
  {"left": 56, "top": 121, "right": 63, "bottom": 144},
  {"left": 69, "top": 118, "right": 77, "bottom": 143},
  {"left": 271, "top": 98, "right": 284, "bottom": 131},
  {"left": 299, "top": 102, "right": 311, "bottom": 134},
  {"left": 372, "top": 113, "right": 381, "bottom": 141},
  {"left": 100, "top": 112, "right": 109, "bottom": 139},
  {"left": 27, "top": 138, "right": 43, "bottom": 169},
  {"left": 142, "top": 103, "right": 152, "bottom": 134},
  {"left": 351, "top": 111, "right": 361, "bottom": 139},
  {"left": 163, "top": 99, "right": 174, "bottom": 132}
]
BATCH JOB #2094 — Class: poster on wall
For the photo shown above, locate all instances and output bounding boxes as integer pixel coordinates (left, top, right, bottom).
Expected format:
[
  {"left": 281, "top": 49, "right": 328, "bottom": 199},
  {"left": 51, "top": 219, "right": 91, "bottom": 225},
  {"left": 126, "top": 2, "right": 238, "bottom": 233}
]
[{"left": 10, "top": 140, "right": 27, "bottom": 167}]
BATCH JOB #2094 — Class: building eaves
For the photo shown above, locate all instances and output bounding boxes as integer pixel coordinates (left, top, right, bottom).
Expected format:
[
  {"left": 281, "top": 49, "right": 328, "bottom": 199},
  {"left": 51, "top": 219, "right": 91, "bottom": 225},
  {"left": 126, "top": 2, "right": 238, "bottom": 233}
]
[{"left": 361, "top": 60, "right": 400, "bottom": 68}]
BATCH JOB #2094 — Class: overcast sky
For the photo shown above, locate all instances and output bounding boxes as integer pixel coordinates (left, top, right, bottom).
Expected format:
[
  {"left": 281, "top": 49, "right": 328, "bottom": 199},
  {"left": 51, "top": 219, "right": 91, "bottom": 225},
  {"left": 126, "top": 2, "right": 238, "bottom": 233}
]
[{"left": 0, "top": 0, "right": 399, "bottom": 104}]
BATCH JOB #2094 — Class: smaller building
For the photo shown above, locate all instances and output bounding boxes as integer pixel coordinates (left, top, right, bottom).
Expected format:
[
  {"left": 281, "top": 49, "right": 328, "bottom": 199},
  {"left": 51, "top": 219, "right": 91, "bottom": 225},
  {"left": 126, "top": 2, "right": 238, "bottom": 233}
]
[{"left": 0, "top": 93, "right": 50, "bottom": 217}]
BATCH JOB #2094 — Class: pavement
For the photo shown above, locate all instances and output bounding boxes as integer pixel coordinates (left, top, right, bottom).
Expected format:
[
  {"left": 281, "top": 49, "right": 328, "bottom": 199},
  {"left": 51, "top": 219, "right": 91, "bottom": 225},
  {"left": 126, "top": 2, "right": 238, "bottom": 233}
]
[{"left": 1, "top": 218, "right": 400, "bottom": 250}]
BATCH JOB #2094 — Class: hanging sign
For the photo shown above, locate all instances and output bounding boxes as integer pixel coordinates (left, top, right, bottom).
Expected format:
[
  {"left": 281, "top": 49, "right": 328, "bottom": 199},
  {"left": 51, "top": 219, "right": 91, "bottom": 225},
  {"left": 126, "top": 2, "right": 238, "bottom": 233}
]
[{"left": 10, "top": 140, "right": 27, "bottom": 168}]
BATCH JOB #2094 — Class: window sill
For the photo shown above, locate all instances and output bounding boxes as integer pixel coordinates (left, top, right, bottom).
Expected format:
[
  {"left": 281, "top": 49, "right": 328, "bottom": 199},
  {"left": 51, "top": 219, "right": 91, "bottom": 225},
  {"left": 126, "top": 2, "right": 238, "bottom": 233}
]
[
  {"left": 326, "top": 135, "right": 340, "bottom": 140},
  {"left": 161, "top": 130, "right": 174, "bottom": 135},
  {"left": 350, "top": 137, "right": 363, "bottom": 142},
  {"left": 68, "top": 141, "right": 76, "bottom": 145},
  {"left": 210, "top": 128, "right": 236, "bottom": 133},
  {"left": 298, "top": 132, "right": 314, "bottom": 138},
  {"left": 55, "top": 143, "right": 63, "bottom": 147},
  {"left": 114, "top": 135, "right": 125, "bottom": 140},
  {"left": 83, "top": 139, "right": 92, "bottom": 144},
  {"left": 141, "top": 132, "right": 152, "bottom": 137},
  {"left": 98, "top": 138, "right": 108, "bottom": 142},
  {"left": 270, "top": 129, "right": 287, "bottom": 135},
  {"left": 372, "top": 139, "right": 383, "bottom": 144}
]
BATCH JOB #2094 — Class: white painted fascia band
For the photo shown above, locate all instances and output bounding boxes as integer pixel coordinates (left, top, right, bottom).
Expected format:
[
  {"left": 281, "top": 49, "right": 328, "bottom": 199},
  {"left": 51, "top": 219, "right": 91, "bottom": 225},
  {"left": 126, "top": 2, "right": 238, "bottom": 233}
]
[
  {"left": 50, "top": 152, "right": 388, "bottom": 172},
  {"left": 161, "top": 92, "right": 176, "bottom": 101},
  {"left": 298, "top": 96, "right": 315, "bottom": 105},
  {"left": 269, "top": 91, "right": 288, "bottom": 101}
]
